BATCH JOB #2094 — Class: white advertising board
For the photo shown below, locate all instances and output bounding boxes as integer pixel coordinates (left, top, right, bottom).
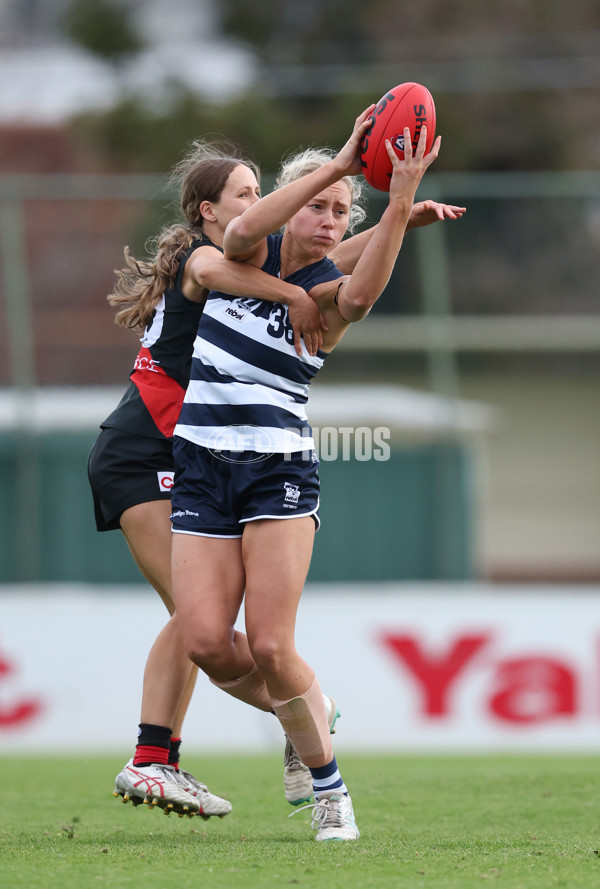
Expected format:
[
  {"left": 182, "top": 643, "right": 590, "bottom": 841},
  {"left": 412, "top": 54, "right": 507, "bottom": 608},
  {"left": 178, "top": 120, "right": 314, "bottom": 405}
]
[{"left": 1, "top": 583, "right": 599, "bottom": 753}]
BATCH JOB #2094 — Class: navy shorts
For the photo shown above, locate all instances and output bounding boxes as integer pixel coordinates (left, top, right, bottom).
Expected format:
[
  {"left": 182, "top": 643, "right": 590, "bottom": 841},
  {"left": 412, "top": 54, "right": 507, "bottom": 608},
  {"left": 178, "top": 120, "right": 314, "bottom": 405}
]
[
  {"left": 170, "top": 437, "right": 320, "bottom": 537},
  {"left": 87, "top": 426, "right": 174, "bottom": 532}
]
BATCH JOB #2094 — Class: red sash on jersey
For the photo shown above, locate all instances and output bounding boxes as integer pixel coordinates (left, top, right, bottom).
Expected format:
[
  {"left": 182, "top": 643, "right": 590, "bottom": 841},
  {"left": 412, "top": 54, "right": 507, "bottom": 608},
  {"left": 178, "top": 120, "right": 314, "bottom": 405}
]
[{"left": 130, "top": 347, "right": 185, "bottom": 438}]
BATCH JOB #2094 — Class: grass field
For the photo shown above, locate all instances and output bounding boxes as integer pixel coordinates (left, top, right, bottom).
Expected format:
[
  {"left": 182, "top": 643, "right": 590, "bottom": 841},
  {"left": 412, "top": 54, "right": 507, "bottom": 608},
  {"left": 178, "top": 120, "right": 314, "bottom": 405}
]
[{"left": 2, "top": 753, "right": 600, "bottom": 888}]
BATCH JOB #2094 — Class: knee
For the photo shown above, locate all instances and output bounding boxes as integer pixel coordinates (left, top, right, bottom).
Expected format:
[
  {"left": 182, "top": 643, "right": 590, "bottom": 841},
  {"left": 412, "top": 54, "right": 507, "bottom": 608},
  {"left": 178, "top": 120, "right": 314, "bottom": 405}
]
[
  {"left": 249, "top": 634, "right": 288, "bottom": 678},
  {"left": 176, "top": 619, "right": 230, "bottom": 672},
  {"left": 189, "top": 637, "right": 229, "bottom": 672}
]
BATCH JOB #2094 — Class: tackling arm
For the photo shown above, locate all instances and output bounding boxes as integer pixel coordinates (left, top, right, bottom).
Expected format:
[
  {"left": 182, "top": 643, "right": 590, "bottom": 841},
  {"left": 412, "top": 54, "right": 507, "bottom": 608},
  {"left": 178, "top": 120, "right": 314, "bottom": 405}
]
[{"left": 186, "top": 246, "right": 324, "bottom": 356}]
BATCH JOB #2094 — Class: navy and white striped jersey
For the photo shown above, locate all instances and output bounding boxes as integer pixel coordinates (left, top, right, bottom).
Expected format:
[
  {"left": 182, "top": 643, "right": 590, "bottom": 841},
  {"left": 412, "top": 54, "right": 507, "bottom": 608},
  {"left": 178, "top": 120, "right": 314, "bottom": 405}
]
[{"left": 175, "top": 234, "right": 344, "bottom": 453}]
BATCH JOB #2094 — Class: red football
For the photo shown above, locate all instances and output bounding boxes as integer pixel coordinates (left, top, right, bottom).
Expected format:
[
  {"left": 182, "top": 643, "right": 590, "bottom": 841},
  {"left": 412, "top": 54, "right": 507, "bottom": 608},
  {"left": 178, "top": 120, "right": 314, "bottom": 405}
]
[{"left": 360, "top": 82, "right": 436, "bottom": 191}]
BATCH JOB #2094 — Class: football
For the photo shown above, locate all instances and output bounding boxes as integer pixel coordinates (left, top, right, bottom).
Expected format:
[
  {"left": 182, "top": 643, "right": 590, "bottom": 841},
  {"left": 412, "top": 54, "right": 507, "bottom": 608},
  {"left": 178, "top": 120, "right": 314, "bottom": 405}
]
[{"left": 360, "top": 82, "right": 436, "bottom": 191}]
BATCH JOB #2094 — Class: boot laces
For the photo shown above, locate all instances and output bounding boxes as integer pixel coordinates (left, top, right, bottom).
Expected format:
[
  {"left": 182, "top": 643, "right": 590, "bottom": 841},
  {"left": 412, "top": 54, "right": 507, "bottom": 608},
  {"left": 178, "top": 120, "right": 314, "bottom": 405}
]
[{"left": 288, "top": 795, "right": 342, "bottom": 830}]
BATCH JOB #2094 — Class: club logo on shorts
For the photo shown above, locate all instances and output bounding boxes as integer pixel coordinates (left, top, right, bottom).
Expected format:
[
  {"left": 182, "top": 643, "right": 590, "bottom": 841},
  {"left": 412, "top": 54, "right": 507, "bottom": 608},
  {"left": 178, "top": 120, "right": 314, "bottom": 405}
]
[
  {"left": 157, "top": 471, "right": 174, "bottom": 492},
  {"left": 283, "top": 482, "right": 300, "bottom": 508}
]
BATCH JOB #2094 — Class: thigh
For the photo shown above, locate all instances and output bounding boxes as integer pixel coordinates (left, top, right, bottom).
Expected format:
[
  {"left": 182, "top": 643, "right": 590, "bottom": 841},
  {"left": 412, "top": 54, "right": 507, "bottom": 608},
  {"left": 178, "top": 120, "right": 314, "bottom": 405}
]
[
  {"left": 171, "top": 532, "right": 246, "bottom": 641},
  {"left": 120, "top": 500, "right": 174, "bottom": 611},
  {"left": 242, "top": 516, "right": 315, "bottom": 645}
]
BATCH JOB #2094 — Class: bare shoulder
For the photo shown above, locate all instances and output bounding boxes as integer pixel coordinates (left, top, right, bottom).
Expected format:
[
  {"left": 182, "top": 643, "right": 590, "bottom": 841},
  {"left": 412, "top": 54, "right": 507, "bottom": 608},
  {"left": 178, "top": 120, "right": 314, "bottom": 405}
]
[
  {"left": 182, "top": 244, "right": 223, "bottom": 302},
  {"left": 187, "top": 242, "right": 222, "bottom": 267}
]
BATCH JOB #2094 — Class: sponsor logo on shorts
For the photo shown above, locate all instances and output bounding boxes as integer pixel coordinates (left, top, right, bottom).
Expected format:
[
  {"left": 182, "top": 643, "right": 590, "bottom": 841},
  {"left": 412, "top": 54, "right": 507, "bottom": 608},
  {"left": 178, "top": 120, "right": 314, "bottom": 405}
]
[
  {"left": 171, "top": 509, "right": 200, "bottom": 518},
  {"left": 157, "top": 471, "right": 174, "bottom": 492},
  {"left": 283, "top": 482, "right": 300, "bottom": 508}
]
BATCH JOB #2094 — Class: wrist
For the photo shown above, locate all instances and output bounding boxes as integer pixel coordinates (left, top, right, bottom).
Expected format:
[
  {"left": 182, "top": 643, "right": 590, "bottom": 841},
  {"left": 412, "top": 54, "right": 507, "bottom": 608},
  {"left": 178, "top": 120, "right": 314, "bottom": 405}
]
[
  {"left": 327, "top": 156, "right": 350, "bottom": 181},
  {"left": 279, "top": 285, "right": 307, "bottom": 306},
  {"left": 386, "top": 197, "right": 413, "bottom": 223}
]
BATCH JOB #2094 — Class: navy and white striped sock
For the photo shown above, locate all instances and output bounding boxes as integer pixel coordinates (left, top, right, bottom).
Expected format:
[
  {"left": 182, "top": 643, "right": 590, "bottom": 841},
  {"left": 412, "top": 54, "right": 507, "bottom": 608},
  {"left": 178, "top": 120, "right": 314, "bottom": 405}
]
[{"left": 309, "top": 756, "right": 348, "bottom": 798}]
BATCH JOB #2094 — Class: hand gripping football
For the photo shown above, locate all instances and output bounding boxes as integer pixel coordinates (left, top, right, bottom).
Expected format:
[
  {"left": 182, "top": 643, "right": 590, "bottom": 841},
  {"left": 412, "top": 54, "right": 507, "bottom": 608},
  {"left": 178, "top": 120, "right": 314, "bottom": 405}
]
[{"left": 360, "top": 82, "right": 436, "bottom": 191}]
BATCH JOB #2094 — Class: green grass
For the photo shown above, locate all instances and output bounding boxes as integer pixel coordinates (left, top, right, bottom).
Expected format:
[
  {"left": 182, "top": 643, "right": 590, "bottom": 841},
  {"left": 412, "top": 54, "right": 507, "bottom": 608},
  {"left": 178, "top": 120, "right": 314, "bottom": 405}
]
[{"left": 2, "top": 754, "right": 600, "bottom": 888}]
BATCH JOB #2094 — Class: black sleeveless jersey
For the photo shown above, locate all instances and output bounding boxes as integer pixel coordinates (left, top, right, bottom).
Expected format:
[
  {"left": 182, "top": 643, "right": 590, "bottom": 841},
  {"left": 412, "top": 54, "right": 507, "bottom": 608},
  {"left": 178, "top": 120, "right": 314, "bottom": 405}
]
[{"left": 101, "top": 234, "right": 219, "bottom": 439}]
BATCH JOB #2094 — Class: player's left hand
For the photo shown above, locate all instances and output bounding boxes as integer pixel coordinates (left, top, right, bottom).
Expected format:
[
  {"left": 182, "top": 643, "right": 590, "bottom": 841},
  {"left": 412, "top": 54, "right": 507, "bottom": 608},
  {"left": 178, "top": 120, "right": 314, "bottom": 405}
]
[
  {"left": 408, "top": 200, "right": 467, "bottom": 229},
  {"left": 384, "top": 126, "right": 441, "bottom": 208}
]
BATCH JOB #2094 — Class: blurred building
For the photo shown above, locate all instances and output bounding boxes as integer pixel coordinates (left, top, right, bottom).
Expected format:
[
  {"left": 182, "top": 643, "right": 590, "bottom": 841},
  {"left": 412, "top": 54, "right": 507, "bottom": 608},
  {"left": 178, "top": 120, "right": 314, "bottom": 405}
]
[{"left": 0, "top": 0, "right": 254, "bottom": 123}]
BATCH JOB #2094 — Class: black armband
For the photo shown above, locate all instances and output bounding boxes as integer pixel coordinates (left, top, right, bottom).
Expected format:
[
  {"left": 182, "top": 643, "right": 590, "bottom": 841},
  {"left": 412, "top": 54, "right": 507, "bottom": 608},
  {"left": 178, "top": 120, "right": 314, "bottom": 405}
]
[{"left": 333, "top": 280, "right": 350, "bottom": 323}]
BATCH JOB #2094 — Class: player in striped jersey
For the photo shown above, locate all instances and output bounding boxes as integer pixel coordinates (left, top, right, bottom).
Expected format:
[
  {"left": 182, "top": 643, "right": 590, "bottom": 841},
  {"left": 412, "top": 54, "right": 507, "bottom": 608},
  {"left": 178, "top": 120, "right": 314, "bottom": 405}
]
[{"left": 170, "top": 110, "right": 444, "bottom": 840}]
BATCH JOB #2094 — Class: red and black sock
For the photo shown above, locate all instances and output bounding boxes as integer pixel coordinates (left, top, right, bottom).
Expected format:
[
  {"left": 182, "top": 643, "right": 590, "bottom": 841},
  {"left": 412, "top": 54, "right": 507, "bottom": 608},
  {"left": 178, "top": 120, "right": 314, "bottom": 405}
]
[
  {"left": 133, "top": 723, "right": 171, "bottom": 767},
  {"left": 169, "top": 737, "right": 182, "bottom": 770}
]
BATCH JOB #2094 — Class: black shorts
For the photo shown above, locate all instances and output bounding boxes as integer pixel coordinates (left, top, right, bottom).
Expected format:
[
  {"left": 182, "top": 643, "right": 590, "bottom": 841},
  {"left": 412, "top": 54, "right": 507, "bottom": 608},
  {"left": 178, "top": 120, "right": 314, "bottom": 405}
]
[{"left": 87, "top": 426, "right": 174, "bottom": 532}]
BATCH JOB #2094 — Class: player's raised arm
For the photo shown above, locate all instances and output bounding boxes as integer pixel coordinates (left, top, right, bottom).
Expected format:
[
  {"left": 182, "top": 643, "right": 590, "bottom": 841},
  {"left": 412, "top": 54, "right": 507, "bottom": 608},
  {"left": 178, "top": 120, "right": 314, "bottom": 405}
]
[
  {"left": 223, "top": 106, "right": 375, "bottom": 263},
  {"left": 338, "top": 128, "right": 440, "bottom": 320}
]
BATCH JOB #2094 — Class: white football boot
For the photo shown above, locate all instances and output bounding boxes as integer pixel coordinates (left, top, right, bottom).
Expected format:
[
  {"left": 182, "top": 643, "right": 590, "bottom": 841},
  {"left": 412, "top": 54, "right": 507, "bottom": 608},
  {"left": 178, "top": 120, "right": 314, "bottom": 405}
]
[
  {"left": 174, "top": 768, "right": 232, "bottom": 819},
  {"left": 113, "top": 759, "right": 199, "bottom": 817},
  {"left": 290, "top": 790, "right": 359, "bottom": 842}
]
